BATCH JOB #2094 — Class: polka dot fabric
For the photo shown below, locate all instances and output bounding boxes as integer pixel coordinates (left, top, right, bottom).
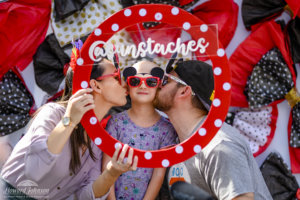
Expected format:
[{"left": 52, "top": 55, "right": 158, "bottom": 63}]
[
  {"left": 232, "top": 107, "right": 274, "bottom": 155},
  {"left": 51, "top": 0, "right": 123, "bottom": 47},
  {"left": 290, "top": 103, "right": 300, "bottom": 148},
  {"left": 131, "top": 0, "right": 180, "bottom": 28},
  {"left": 225, "top": 112, "right": 235, "bottom": 125},
  {"left": 244, "top": 47, "right": 294, "bottom": 109},
  {"left": 0, "top": 71, "right": 33, "bottom": 136}
]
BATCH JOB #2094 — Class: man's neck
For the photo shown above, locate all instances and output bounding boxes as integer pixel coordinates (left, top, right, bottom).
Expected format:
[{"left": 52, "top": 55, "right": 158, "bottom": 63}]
[{"left": 166, "top": 107, "right": 206, "bottom": 142}]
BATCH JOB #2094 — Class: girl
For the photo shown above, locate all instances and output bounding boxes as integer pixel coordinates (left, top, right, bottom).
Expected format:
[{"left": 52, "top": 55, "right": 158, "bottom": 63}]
[
  {"left": 103, "top": 60, "right": 177, "bottom": 200},
  {"left": 1, "top": 57, "right": 138, "bottom": 200}
]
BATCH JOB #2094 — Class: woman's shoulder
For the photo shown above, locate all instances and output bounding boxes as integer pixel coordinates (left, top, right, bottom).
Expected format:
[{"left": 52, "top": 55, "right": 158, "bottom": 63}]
[
  {"left": 44, "top": 102, "right": 64, "bottom": 109},
  {"left": 35, "top": 102, "right": 65, "bottom": 120}
]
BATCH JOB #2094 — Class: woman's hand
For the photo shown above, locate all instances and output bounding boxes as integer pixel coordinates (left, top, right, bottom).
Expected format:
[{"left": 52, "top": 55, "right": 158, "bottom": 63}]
[
  {"left": 93, "top": 145, "right": 138, "bottom": 198},
  {"left": 106, "top": 144, "right": 138, "bottom": 178},
  {"left": 65, "top": 88, "right": 95, "bottom": 125}
]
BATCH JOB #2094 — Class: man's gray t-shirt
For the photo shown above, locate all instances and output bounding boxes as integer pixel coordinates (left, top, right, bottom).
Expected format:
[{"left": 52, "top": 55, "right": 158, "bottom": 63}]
[{"left": 168, "top": 123, "right": 272, "bottom": 200}]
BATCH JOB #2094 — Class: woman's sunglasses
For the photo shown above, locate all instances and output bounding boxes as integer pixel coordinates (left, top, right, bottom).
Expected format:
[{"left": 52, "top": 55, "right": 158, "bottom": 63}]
[
  {"left": 127, "top": 76, "right": 160, "bottom": 88},
  {"left": 96, "top": 68, "right": 121, "bottom": 85}
]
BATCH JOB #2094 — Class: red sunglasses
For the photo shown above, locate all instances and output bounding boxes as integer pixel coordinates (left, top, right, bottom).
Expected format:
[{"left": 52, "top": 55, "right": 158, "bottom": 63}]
[
  {"left": 127, "top": 76, "right": 160, "bottom": 88},
  {"left": 96, "top": 68, "right": 121, "bottom": 85}
]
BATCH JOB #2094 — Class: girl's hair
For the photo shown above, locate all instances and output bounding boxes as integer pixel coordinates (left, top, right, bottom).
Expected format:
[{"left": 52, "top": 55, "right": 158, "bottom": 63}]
[{"left": 59, "top": 59, "right": 105, "bottom": 174}]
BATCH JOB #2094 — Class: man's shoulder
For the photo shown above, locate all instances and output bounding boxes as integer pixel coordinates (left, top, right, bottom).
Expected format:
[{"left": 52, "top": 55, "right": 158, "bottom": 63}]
[{"left": 202, "top": 123, "right": 250, "bottom": 156}]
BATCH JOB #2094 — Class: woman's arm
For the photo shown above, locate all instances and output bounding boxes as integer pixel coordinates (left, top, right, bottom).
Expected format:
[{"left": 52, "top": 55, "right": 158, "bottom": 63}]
[
  {"left": 47, "top": 88, "right": 94, "bottom": 154},
  {"left": 232, "top": 193, "right": 254, "bottom": 200},
  {"left": 93, "top": 144, "right": 138, "bottom": 198},
  {"left": 24, "top": 88, "right": 94, "bottom": 182},
  {"left": 143, "top": 168, "right": 166, "bottom": 200},
  {"left": 102, "top": 153, "right": 117, "bottom": 200}
]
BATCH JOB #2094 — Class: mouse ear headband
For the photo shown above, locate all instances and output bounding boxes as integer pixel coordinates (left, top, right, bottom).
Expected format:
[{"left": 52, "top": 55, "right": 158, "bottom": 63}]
[{"left": 123, "top": 65, "right": 164, "bottom": 81}]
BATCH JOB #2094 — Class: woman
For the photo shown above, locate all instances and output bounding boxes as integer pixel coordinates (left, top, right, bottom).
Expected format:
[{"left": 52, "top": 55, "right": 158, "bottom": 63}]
[
  {"left": 1, "top": 57, "right": 138, "bottom": 199},
  {"left": 103, "top": 60, "right": 177, "bottom": 200}
]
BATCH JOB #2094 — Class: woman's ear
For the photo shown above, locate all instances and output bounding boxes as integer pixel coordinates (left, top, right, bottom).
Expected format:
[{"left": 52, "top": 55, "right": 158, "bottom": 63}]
[{"left": 89, "top": 79, "right": 102, "bottom": 94}]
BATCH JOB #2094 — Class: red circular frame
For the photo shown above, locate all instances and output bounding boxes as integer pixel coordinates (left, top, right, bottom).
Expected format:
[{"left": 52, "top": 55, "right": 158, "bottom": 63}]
[{"left": 72, "top": 4, "right": 231, "bottom": 168}]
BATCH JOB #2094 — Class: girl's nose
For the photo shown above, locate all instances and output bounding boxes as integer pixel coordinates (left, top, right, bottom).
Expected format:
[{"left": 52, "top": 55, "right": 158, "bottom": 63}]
[{"left": 139, "top": 80, "right": 147, "bottom": 89}]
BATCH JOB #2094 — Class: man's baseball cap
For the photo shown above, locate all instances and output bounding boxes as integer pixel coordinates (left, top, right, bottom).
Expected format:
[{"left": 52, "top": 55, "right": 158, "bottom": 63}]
[{"left": 170, "top": 59, "right": 215, "bottom": 111}]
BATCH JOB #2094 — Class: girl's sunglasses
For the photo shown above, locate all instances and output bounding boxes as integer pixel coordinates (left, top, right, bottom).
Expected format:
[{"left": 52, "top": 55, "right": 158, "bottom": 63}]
[
  {"left": 127, "top": 76, "right": 160, "bottom": 88},
  {"left": 96, "top": 68, "right": 121, "bottom": 85}
]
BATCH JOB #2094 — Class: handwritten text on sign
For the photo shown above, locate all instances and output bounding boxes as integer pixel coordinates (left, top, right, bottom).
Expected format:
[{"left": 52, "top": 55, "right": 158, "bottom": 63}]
[{"left": 89, "top": 38, "right": 209, "bottom": 62}]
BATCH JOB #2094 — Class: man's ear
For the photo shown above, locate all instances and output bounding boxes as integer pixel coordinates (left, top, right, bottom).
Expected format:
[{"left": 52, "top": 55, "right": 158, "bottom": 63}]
[
  {"left": 89, "top": 79, "right": 102, "bottom": 93},
  {"left": 178, "top": 86, "right": 193, "bottom": 98}
]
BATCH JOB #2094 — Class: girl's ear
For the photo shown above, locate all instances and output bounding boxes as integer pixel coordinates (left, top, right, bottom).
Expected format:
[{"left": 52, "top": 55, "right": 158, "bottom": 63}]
[{"left": 89, "top": 79, "right": 102, "bottom": 94}]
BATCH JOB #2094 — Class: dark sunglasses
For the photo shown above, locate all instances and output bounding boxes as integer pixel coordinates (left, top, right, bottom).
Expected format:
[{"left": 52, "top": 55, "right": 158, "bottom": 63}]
[
  {"left": 127, "top": 76, "right": 160, "bottom": 88},
  {"left": 96, "top": 68, "right": 122, "bottom": 85},
  {"left": 161, "top": 74, "right": 195, "bottom": 95}
]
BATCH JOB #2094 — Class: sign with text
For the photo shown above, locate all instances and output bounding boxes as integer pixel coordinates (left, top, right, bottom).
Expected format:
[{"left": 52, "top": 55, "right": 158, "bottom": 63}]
[{"left": 72, "top": 4, "right": 231, "bottom": 168}]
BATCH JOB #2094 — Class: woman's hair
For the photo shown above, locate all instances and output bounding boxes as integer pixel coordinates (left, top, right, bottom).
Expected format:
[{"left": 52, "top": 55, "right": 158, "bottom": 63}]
[{"left": 59, "top": 59, "right": 106, "bottom": 174}]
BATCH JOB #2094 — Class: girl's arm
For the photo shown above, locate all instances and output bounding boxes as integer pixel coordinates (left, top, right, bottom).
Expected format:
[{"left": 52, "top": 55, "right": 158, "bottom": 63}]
[
  {"left": 102, "top": 153, "right": 117, "bottom": 200},
  {"left": 93, "top": 144, "right": 138, "bottom": 198},
  {"left": 143, "top": 168, "right": 166, "bottom": 200}
]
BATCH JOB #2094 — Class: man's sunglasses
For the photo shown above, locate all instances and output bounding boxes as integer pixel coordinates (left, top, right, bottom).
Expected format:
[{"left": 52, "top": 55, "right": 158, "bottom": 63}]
[
  {"left": 96, "top": 68, "right": 122, "bottom": 85},
  {"left": 161, "top": 73, "right": 195, "bottom": 95},
  {"left": 127, "top": 76, "right": 160, "bottom": 88}
]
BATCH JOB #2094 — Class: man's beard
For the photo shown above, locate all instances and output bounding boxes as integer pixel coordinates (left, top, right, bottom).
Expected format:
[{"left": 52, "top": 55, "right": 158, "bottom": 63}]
[{"left": 153, "top": 87, "right": 177, "bottom": 112}]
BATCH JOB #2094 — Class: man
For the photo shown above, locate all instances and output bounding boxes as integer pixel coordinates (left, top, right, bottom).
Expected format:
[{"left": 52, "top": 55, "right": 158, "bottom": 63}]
[{"left": 153, "top": 60, "right": 272, "bottom": 200}]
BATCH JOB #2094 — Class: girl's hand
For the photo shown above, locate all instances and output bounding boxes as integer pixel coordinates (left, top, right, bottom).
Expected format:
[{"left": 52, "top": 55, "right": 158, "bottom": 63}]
[
  {"left": 65, "top": 88, "right": 95, "bottom": 125},
  {"left": 106, "top": 144, "right": 138, "bottom": 177}
]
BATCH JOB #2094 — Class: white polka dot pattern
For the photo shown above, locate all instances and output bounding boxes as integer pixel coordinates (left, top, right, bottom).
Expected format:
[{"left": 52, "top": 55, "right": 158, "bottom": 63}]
[
  {"left": 171, "top": 7, "right": 179, "bottom": 15},
  {"left": 77, "top": 58, "right": 84, "bottom": 65},
  {"left": 183, "top": 22, "right": 191, "bottom": 30},
  {"left": 290, "top": 103, "right": 300, "bottom": 147},
  {"left": 95, "top": 137, "right": 102, "bottom": 145},
  {"left": 193, "top": 145, "right": 201, "bottom": 153},
  {"left": 200, "top": 24, "right": 208, "bottom": 32},
  {"left": 0, "top": 70, "right": 33, "bottom": 136},
  {"left": 162, "top": 159, "right": 170, "bottom": 167},
  {"left": 139, "top": 8, "right": 147, "bottom": 16},
  {"left": 198, "top": 128, "right": 206, "bottom": 136},
  {"left": 90, "top": 117, "right": 97, "bottom": 125},
  {"left": 94, "top": 28, "right": 102, "bottom": 36},
  {"left": 124, "top": 9, "right": 132, "bottom": 16},
  {"left": 232, "top": 107, "right": 272, "bottom": 154},
  {"left": 175, "top": 146, "right": 183, "bottom": 154},
  {"left": 144, "top": 152, "right": 152, "bottom": 160},
  {"left": 245, "top": 48, "right": 294, "bottom": 109},
  {"left": 81, "top": 81, "right": 88, "bottom": 89}
]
